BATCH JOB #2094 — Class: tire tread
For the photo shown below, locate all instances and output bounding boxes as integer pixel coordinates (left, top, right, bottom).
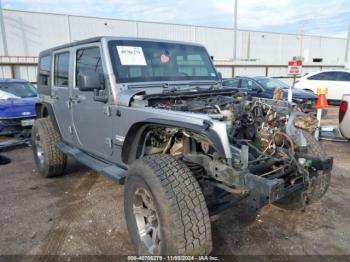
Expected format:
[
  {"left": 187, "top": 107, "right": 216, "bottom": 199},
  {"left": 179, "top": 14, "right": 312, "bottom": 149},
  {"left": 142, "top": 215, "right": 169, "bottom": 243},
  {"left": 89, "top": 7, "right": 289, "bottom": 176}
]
[
  {"left": 139, "top": 154, "right": 212, "bottom": 255},
  {"left": 32, "top": 118, "right": 67, "bottom": 177}
]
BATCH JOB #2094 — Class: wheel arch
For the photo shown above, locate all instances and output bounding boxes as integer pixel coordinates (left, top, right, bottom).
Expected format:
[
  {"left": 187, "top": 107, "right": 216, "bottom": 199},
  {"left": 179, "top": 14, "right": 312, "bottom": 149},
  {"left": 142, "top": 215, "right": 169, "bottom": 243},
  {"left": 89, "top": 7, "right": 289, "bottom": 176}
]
[
  {"left": 34, "top": 102, "right": 61, "bottom": 137},
  {"left": 121, "top": 119, "right": 227, "bottom": 164},
  {"left": 35, "top": 103, "right": 49, "bottom": 118}
]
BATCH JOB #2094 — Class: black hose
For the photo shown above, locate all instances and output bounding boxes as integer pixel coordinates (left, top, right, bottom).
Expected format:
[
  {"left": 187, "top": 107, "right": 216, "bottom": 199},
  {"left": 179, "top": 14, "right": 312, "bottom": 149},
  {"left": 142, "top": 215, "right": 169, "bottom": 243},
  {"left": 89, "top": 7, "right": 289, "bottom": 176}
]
[{"left": 248, "top": 158, "right": 285, "bottom": 174}]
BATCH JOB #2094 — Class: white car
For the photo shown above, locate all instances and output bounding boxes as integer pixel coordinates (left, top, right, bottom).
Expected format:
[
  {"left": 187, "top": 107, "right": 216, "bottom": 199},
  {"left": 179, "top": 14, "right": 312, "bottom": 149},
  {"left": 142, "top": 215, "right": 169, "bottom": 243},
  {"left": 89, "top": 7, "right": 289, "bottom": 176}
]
[{"left": 295, "top": 70, "right": 350, "bottom": 103}]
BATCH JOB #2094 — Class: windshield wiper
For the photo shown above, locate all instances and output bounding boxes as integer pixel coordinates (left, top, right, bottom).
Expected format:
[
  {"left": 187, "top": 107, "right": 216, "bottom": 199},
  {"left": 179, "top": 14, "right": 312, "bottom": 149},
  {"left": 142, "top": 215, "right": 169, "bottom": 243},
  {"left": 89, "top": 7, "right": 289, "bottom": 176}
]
[
  {"left": 163, "top": 83, "right": 222, "bottom": 94},
  {"left": 163, "top": 85, "right": 203, "bottom": 93},
  {"left": 127, "top": 80, "right": 221, "bottom": 91},
  {"left": 187, "top": 80, "right": 220, "bottom": 86},
  {"left": 127, "top": 82, "right": 171, "bottom": 89}
]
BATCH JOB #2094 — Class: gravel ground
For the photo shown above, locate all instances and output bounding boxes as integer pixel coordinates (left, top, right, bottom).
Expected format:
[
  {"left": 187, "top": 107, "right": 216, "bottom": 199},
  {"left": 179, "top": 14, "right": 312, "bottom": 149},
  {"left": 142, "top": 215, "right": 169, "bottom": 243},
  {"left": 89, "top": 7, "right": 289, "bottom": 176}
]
[{"left": 0, "top": 108, "right": 349, "bottom": 259}]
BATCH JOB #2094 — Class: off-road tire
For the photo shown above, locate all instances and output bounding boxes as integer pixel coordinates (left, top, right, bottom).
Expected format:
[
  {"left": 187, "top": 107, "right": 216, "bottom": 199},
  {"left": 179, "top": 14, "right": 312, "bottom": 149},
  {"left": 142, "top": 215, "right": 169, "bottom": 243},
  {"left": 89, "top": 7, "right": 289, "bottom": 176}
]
[
  {"left": 124, "top": 154, "right": 212, "bottom": 255},
  {"left": 274, "top": 131, "right": 331, "bottom": 210},
  {"left": 31, "top": 117, "right": 67, "bottom": 177}
]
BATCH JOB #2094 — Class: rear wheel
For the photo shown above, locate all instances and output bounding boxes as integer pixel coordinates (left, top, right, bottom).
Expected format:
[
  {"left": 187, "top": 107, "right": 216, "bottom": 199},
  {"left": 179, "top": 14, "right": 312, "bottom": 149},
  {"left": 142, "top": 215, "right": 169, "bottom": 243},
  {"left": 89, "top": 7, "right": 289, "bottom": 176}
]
[
  {"left": 31, "top": 117, "right": 67, "bottom": 177},
  {"left": 274, "top": 131, "right": 331, "bottom": 210},
  {"left": 124, "top": 154, "right": 212, "bottom": 255}
]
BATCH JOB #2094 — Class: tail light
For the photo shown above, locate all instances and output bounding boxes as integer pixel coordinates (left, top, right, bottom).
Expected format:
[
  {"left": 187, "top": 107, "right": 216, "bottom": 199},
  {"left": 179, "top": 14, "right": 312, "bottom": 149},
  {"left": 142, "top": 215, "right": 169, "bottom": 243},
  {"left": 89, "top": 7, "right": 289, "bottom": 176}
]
[{"left": 339, "top": 101, "right": 348, "bottom": 123}]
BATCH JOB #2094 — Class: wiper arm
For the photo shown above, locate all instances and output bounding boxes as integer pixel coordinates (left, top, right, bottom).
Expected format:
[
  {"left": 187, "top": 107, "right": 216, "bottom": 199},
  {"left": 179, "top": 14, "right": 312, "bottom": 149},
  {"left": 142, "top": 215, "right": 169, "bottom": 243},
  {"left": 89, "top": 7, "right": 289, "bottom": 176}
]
[
  {"left": 188, "top": 81, "right": 222, "bottom": 91},
  {"left": 163, "top": 85, "right": 203, "bottom": 93},
  {"left": 127, "top": 82, "right": 170, "bottom": 89},
  {"left": 187, "top": 80, "right": 220, "bottom": 86},
  {"left": 163, "top": 84, "right": 222, "bottom": 94},
  {"left": 128, "top": 80, "right": 221, "bottom": 91}
]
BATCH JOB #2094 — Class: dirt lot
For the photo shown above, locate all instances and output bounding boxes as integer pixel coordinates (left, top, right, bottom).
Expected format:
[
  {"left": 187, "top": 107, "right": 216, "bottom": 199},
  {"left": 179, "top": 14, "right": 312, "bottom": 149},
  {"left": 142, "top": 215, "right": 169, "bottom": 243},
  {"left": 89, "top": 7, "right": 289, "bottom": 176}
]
[{"left": 1, "top": 108, "right": 350, "bottom": 259}]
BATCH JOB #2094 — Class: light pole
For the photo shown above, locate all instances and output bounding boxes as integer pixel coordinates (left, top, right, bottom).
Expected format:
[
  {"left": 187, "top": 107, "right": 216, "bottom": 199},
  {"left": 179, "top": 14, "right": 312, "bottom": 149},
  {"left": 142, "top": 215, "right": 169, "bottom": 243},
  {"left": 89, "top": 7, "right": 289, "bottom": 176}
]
[
  {"left": 0, "top": 0, "right": 8, "bottom": 55},
  {"left": 233, "top": 0, "right": 237, "bottom": 62},
  {"left": 299, "top": 20, "right": 306, "bottom": 59},
  {"left": 345, "top": 19, "right": 350, "bottom": 63}
]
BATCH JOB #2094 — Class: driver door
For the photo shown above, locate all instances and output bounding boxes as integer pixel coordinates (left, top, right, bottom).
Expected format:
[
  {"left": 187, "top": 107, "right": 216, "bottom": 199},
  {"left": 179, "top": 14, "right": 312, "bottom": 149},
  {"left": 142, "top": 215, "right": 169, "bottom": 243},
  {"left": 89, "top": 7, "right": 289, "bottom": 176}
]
[{"left": 70, "top": 43, "right": 113, "bottom": 159}]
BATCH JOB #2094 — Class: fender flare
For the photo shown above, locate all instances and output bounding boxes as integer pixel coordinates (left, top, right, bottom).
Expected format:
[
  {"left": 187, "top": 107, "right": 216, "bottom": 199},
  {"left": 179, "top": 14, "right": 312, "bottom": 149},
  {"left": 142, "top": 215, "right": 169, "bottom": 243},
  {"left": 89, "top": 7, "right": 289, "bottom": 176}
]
[
  {"left": 35, "top": 102, "right": 61, "bottom": 136},
  {"left": 121, "top": 118, "right": 227, "bottom": 164}
]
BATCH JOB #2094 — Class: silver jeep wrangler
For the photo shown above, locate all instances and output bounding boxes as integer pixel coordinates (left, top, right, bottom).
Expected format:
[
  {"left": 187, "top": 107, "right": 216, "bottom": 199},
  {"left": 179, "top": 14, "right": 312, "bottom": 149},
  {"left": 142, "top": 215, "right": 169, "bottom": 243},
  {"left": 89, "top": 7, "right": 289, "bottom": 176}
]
[{"left": 32, "top": 36, "right": 332, "bottom": 255}]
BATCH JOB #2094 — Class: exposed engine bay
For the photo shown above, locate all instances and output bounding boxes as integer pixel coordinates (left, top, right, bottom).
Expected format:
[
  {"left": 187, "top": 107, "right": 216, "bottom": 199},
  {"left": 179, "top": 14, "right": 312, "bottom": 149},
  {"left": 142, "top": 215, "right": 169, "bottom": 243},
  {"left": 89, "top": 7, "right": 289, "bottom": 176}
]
[{"left": 131, "top": 89, "right": 332, "bottom": 211}]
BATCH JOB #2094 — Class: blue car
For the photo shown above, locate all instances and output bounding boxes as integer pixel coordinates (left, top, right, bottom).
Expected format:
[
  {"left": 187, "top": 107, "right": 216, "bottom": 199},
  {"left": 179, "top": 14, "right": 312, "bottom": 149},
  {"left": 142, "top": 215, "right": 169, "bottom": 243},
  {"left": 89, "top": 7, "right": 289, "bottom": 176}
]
[
  {"left": 0, "top": 79, "right": 37, "bottom": 136},
  {"left": 222, "top": 76, "right": 318, "bottom": 112}
]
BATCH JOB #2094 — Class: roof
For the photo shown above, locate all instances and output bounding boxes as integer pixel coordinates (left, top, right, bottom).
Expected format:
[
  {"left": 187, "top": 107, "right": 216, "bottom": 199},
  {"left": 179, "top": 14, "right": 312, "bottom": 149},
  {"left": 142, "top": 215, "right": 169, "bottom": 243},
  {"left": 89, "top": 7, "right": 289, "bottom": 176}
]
[
  {"left": 306, "top": 69, "right": 350, "bottom": 74},
  {"left": 39, "top": 36, "right": 204, "bottom": 56},
  {"left": 40, "top": 36, "right": 103, "bottom": 55}
]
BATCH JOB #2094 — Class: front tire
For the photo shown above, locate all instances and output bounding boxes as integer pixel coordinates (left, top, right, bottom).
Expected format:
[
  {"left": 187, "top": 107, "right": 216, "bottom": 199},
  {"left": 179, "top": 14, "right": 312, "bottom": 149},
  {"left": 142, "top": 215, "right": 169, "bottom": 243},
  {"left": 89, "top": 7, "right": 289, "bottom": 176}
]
[
  {"left": 124, "top": 154, "right": 212, "bottom": 255},
  {"left": 31, "top": 118, "right": 67, "bottom": 177}
]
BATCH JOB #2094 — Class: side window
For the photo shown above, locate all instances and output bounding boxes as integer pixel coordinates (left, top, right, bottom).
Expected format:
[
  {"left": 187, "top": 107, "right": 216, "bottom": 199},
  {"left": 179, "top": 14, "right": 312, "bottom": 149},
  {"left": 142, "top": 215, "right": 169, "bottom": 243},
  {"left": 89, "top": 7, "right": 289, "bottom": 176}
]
[
  {"left": 307, "top": 72, "right": 338, "bottom": 81},
  {"left": 76, "top": 47, "right": 103, "bottom": 86},
  {"left": 241, "top": 79, "right": 260, "bottom": 89},
  {"left": 223, "top": 79, "right": 239, "bottom": 87},
  {"left": 38, "top": 55, "right": 51, "bottom": 86},
  {"left": 54, "top": 52, "right": 69, "bottom": 86},
  {"left": 336, "top": 72, "right": 350, "bottom": 81}
]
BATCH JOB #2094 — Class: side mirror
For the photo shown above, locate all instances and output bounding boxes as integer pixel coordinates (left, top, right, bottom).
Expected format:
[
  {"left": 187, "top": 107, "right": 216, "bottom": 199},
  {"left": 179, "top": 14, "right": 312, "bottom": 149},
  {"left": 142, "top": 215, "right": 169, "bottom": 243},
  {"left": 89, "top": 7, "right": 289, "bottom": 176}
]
[
  {"left": 77, "top": 71, "right": 103, "bottom": 91},
  {"left": 217, "top": 72, "right": 223, "bottom": 80},
  {"left": 218, "top": 72, "right": 222, "bottom": 80}
]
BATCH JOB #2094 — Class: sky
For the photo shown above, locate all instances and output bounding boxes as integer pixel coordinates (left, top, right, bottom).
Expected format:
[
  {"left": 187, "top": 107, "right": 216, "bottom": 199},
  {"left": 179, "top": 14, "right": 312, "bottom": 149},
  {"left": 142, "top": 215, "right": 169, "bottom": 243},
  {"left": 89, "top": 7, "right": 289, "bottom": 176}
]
[{"left": 2, "top": 0, "right": 350, "bottom": 38}]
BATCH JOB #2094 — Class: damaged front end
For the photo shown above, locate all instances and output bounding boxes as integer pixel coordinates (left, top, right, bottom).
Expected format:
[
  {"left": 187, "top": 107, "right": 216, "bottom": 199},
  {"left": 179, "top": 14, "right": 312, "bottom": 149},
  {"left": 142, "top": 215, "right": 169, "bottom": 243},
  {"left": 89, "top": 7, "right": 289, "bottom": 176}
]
[{"left": 131, "top": 89, "right": 332, "bottom": 213}]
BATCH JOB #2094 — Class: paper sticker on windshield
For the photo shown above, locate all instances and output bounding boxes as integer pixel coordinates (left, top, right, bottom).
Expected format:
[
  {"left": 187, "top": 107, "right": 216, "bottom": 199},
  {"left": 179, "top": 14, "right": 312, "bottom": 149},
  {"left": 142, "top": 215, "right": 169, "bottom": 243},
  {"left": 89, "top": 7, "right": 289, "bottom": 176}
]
[{"left": 117, "top": 46, "right": 147, "bottom": 66}]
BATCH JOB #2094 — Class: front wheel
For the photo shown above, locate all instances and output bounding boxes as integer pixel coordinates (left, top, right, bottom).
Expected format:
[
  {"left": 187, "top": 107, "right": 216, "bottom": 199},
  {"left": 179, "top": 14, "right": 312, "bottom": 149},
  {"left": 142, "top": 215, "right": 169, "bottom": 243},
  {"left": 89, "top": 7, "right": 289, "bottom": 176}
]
[{"left": 124, "top": 154, "right": 212, "bottom": 255}]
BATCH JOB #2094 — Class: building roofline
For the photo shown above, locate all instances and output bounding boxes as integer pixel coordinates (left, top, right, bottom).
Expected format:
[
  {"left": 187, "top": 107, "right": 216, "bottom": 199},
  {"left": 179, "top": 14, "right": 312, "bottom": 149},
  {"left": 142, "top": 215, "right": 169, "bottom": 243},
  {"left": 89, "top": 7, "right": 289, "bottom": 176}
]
[{"left": 3, "top": 8, "right": 347, "bottom": 41}]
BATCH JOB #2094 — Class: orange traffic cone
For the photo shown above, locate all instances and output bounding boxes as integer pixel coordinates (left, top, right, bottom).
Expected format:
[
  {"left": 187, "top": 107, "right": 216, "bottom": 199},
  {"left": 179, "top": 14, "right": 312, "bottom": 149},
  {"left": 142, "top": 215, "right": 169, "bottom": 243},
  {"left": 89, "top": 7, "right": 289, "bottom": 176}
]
[{"left": 313, "top": 87, "right": 332, "bottom": 109}]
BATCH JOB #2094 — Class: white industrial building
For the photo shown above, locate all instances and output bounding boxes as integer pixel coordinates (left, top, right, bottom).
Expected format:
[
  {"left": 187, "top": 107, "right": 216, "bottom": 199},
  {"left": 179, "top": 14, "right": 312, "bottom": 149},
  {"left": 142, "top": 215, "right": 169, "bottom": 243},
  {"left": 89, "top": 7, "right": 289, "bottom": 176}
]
[{"left": 0, "top": 8, "right": 348, "bottom": 83}]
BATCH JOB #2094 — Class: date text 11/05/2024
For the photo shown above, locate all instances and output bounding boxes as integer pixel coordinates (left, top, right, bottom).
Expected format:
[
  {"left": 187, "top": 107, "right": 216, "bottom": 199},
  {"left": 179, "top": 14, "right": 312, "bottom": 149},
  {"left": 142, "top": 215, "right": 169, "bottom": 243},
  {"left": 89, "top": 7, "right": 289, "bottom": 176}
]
[{"left": 127, "top": 255, "right": 219, "bottom": 261}]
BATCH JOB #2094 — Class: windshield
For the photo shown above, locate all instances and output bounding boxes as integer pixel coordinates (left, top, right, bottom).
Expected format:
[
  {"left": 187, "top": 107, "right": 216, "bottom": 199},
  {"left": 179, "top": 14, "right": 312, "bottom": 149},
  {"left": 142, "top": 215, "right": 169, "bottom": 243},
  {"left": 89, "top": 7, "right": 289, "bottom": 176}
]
[
  {"left": 256, "top": 78, "right": 289, "bottom": 89},
  {"left": 109, "top": 40, "right": 219, "bottom": 83},
  {"left": 0, "top": 82, "right": 37, "bottom": 98}
]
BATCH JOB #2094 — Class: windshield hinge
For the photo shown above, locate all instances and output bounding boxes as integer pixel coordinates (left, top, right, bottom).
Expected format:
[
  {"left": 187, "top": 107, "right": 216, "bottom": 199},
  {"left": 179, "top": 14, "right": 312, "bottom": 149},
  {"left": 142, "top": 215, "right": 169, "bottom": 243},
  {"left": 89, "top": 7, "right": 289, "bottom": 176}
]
[{"left": 105, "top": 137, "right": 112, "bottom": 148}]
